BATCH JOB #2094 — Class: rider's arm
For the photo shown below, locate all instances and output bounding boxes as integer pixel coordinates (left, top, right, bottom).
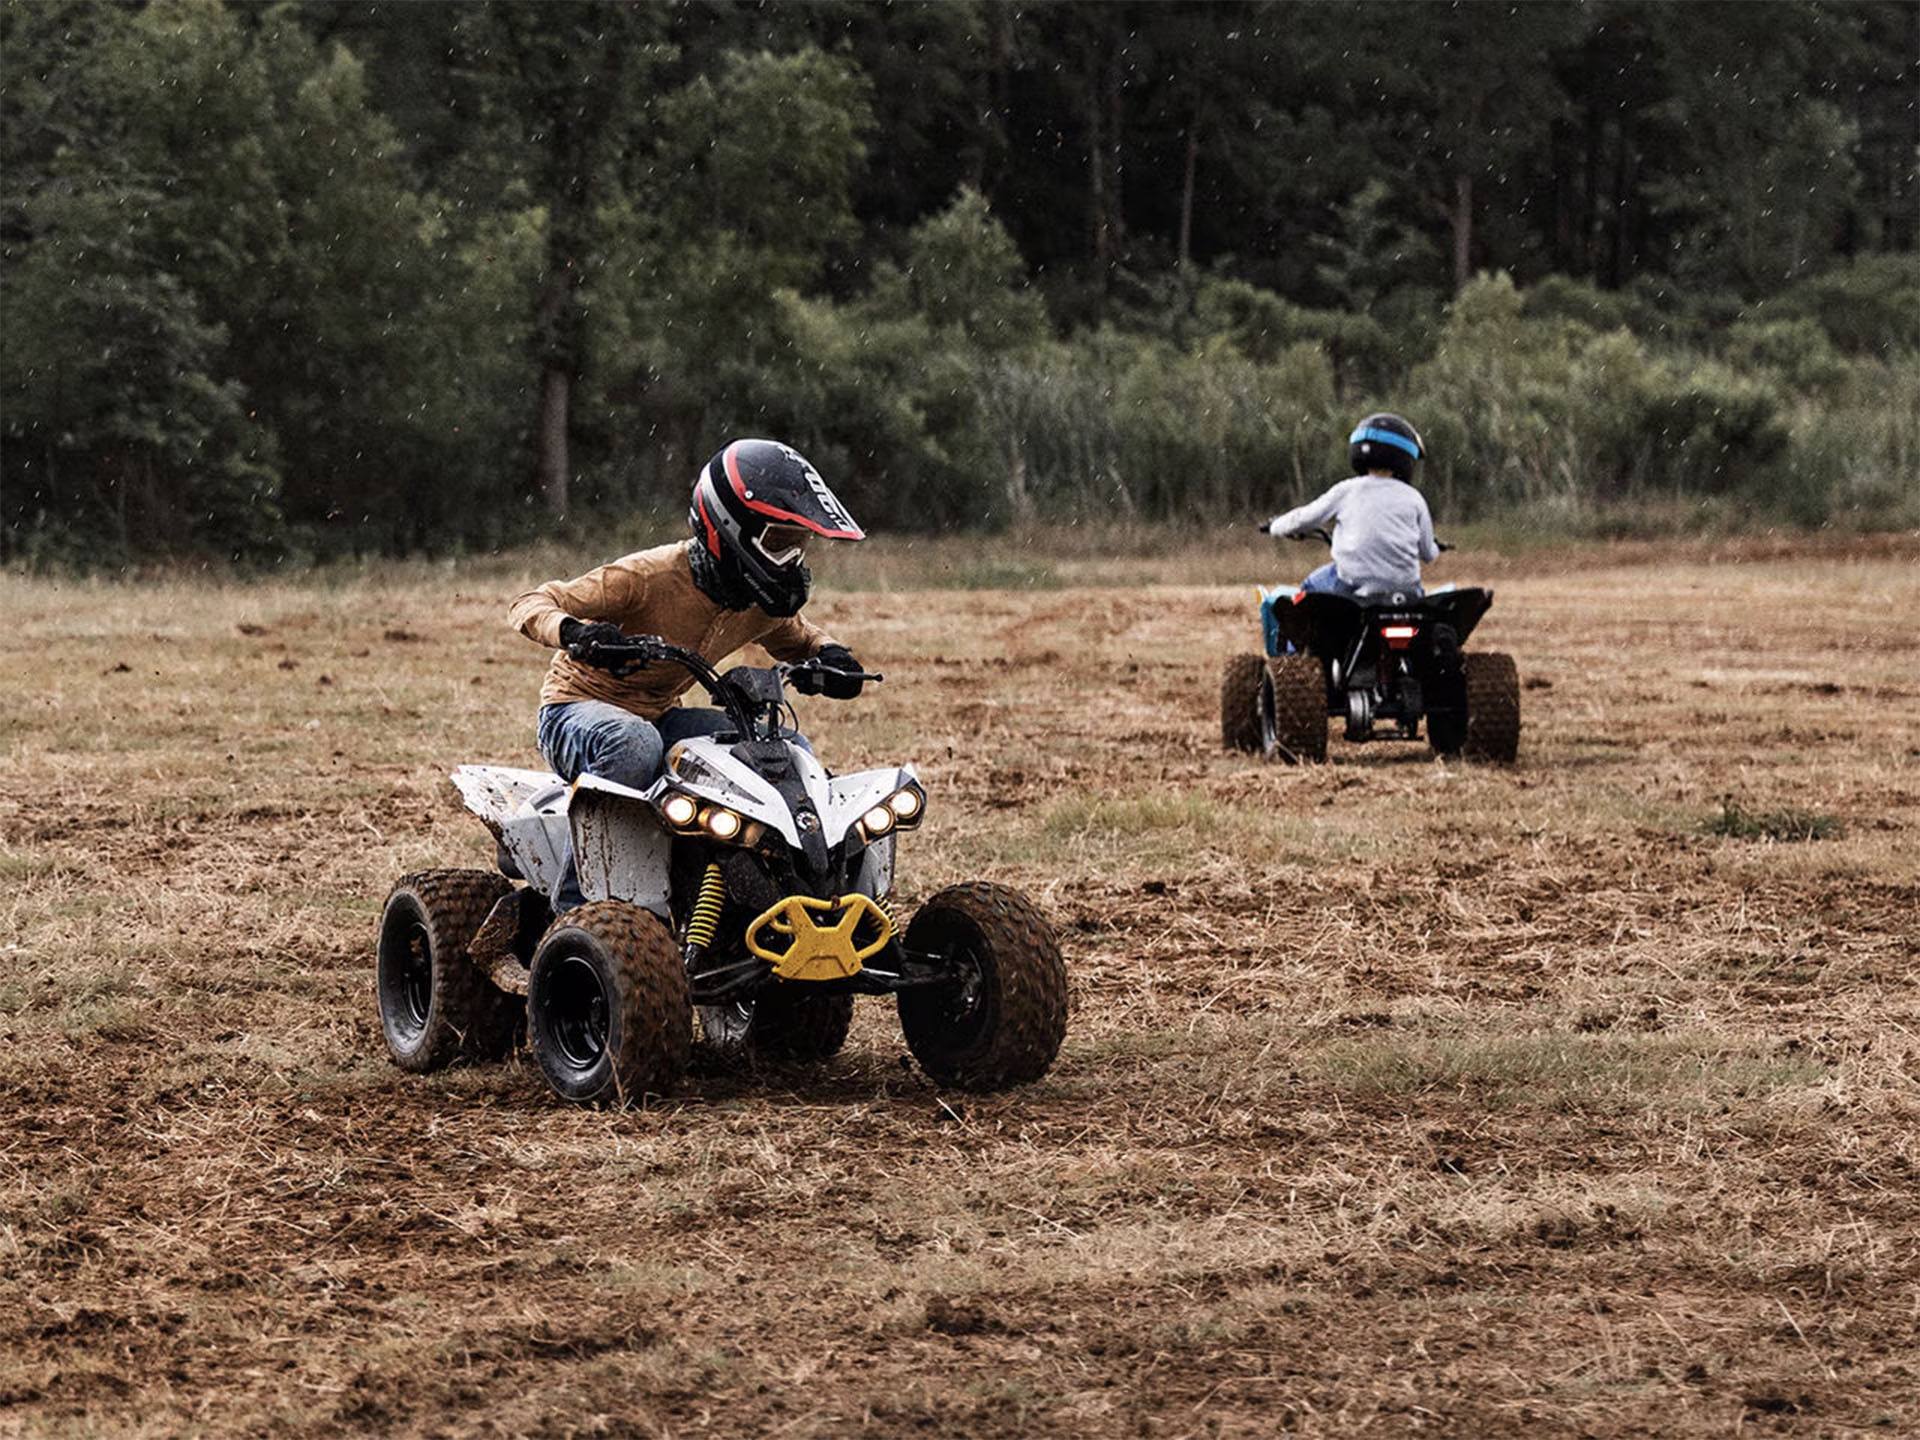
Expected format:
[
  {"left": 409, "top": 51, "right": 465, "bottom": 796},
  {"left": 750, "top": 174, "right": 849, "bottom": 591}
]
[
  {"left": 1416, "top": 494, "right": 1440, "bottom": 563},
  {"left": 1266, "top": 479, "right": 1352, "bottom": 538},
  {"left": 508, "top": 554, "right": 648, "bottom": 650},
  {"left": 758, "top": 612, "right": 841, "bottom": 663}
]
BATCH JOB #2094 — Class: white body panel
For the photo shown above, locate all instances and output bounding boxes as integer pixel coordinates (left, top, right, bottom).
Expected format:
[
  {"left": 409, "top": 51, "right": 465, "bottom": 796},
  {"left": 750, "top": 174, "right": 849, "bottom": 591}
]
[
  {"left": 655, "top": 737, "right": 916, "bottom": 852},
  {"left": 451, "top": 765, "right": 571, "bottom": 897},
  {"left": 453, "top": 742, "right": 915, "bottom": 919}
]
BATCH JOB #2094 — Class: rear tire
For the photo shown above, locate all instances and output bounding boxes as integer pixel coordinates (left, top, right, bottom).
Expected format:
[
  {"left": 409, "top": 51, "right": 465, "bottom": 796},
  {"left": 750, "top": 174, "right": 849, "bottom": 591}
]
[
  {"left": 527, "top": 902, "right": 691, "bottom": 1105},
  {"left": 1261, "top": 655, "right": 1328, "bottom": 763},
  {"left": 1462, "top": 652, "right": 1522, "bottom": 762},
  {"left": 376, "top": 870, "right": 518, "bottom": 1072},
  {"left": 898, "top": 882, "right": 1067, "bottom": 1092},
  {"left": 698, "top": 988, "right": 854, "bottom": 1062},
  {"left": 1219, "top": 653, "right": 1266, "bottom": 752}
]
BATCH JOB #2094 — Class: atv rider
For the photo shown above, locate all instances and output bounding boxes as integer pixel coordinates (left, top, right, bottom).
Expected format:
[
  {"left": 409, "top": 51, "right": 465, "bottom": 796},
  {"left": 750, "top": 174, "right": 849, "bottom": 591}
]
[
  {"left": 1262, "top": 412, "right": 1438, "bottom": 600},
  {"left": 509, "top": 438, "right": 869, "bottom": 907}
]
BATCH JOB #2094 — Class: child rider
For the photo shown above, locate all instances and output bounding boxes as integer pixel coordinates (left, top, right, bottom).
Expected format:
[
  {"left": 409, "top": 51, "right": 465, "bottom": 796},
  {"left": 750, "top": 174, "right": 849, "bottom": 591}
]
[
  {"left": 509, "top": 439, "right": 869, "bottom": 906},
  {"left": 1261, "top": 412, "right": 1438, "bottom": 600}
]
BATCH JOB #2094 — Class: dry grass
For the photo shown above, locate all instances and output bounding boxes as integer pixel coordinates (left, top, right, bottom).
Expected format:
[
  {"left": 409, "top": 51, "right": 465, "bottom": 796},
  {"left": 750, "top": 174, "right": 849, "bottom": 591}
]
[{"left": 2, "top": 533, "right": 1918, "bottom": 1437}]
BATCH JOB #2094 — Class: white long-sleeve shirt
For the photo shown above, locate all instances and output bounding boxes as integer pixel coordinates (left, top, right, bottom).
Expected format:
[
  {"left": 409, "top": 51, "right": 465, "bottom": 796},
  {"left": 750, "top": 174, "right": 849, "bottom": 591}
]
[{"left": 1268, "top": 475, "right": 1438, "bottom": 592}]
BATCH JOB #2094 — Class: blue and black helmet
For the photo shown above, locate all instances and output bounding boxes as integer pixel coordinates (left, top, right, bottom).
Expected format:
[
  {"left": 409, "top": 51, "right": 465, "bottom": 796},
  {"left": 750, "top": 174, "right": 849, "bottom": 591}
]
[{"left": 1349, "top": 412, "right": 1424, "bottom": 482}]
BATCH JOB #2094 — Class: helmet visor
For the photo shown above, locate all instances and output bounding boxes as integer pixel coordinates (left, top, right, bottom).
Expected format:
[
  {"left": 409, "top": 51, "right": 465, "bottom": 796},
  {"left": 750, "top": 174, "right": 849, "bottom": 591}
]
[{"left": 753, "top": 522, "right": 814, "bottom": 568}]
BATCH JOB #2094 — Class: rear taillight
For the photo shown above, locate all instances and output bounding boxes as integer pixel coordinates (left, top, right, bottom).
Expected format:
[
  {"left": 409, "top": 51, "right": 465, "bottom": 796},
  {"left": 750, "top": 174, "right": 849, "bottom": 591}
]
[{"left": 1381, "top": 624, "right": 1418, "bottom": 648}]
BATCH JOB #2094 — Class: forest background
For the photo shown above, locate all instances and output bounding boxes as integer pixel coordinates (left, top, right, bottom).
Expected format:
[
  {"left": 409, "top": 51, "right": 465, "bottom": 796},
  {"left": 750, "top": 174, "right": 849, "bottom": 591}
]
[{"left": 2, "top": 0, "right": 1916, "bottom": 566}]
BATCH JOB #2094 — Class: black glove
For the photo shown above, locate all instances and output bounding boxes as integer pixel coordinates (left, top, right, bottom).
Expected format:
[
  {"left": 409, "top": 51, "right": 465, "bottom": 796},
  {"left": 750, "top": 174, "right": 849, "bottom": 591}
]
[
  {"left": 792, "top": 644, "right": 864, "bottom": 699},
  {"left": 560, "top": 617, "right": 626, "bottom": 663}
]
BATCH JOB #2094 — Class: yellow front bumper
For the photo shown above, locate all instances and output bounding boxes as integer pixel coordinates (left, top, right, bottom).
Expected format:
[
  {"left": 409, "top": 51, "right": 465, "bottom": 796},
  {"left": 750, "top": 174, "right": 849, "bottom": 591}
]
[{"left": 745, "top": 893, "right": 894, "bottom": 981}]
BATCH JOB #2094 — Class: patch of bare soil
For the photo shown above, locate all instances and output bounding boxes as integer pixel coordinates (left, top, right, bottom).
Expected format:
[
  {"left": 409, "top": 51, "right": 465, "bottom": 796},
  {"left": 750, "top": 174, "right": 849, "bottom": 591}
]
[{"left": 1, "top": 542, "right": 1916, "bottom": 1436}]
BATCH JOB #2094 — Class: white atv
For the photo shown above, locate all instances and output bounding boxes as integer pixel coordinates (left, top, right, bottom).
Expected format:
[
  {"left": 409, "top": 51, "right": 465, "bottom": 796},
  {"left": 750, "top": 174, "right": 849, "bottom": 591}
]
[{"left": 374, "top": 637, "right": 1068, "bottom": 1105}]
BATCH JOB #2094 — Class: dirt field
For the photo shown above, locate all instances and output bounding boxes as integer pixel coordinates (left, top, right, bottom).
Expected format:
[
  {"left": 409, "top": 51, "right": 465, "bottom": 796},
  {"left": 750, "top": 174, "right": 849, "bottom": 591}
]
[{"left": 4, "top": 534, "right": 1917, "bottom": 1437}]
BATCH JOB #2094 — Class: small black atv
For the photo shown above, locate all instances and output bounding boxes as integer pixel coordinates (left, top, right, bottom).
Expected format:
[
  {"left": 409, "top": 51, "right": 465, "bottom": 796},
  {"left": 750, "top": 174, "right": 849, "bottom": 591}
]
[{"left": 1221, "top": 531, "right": 1520, "bottom": 763}]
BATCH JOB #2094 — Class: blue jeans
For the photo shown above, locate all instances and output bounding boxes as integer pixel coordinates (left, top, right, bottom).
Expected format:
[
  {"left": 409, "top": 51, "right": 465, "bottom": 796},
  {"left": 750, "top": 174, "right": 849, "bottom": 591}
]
[
  {"left": 538, "top": 701, "right": 735, "bottom": 790},
  {"left": 1301, "top": 562, "right": 1423, "bottom": 600},
  {"left": 1300, "top": 562, "right": 1359, "bottom": 598}
]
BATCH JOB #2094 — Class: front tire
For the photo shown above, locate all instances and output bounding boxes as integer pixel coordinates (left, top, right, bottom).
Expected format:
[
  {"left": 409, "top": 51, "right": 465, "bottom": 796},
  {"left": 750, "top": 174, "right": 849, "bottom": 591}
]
[
  {"left": 376, "top": 869, "right": 518, "bottom": 1072},
  {"left": 898, "top": 883, "right": 1067, "bottom": 1092},
  {"left": 527, "top": 902, "right": 691, "bottom": 1105},
  {"left": 697, "top": 988, "right": 854, "bottom": 1062},
  {"left": 1219, "top": 653, "right": 1266, "bottom": 752},
  {"left": 1462, "top": 652, "right": 1522, "bottom": 762},
  {"left": 1261, "top": 655, "right": 1328, "bottom": 763}
]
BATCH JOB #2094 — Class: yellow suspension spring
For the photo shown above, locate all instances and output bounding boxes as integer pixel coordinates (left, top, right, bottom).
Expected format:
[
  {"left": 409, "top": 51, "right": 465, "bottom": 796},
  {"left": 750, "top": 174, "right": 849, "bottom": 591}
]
[
  {"left": 873, "top": 890, "right": 898, "bottom": 931},
  {"left": 684, "top": 862, "right": 727, "bottom": 951}
]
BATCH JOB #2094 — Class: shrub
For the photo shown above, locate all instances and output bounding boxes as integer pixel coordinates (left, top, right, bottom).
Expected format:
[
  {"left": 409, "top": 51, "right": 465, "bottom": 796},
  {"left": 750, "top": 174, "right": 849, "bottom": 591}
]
[{"left": 1761, "top": 255, "right": 1920, "bottom": 358}]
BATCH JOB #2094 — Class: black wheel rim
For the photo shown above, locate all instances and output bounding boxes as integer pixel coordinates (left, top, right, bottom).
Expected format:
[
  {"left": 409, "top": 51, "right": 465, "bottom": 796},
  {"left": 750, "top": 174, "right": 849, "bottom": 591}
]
[
  {"left": 931, "top": 938, "right": 992, "bottom": 1044},
  {"left": 398, "top": 924, "right": 432, "bottom": 1032},
  {"left": 379, "top": 908, "right": 433, "bottom": 1044},
  {"left": 544, "top": 953, "right": 610, "bottom": 1070}
]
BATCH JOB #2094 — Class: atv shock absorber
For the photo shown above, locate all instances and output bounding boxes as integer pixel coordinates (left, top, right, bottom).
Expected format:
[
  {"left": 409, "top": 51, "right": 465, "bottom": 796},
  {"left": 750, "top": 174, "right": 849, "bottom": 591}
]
[
  {"left": 873, "top": 890, "right": 898, "bottom": 930},
  {"left": 683, "top": 861, "right": 727, "bottom": 962}
]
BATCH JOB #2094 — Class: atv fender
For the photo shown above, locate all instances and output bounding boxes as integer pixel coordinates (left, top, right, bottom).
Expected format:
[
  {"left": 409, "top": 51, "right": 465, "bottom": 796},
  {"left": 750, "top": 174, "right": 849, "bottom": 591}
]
[
  {"left": 569, "top": 777, "right": 672, "bottom": 920},
  {"left": 452, "top": 765, "right": 570, "bottom": 896}
]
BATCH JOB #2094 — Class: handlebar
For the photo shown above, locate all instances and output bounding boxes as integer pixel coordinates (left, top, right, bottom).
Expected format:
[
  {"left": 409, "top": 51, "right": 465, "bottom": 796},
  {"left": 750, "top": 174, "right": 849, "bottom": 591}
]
[
  {"left": 1263, "top": 524, "right": 1452, "bottom": 553},
  {"left": 567, "top": 634, "right": 880, "bottom": 740}
]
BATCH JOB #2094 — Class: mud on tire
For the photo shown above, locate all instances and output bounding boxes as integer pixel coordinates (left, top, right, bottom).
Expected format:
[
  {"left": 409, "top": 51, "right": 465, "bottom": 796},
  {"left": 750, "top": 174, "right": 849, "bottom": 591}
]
[
  {"left": 1219, "top": 653, "right": 1266, "bottom": 752},
  {"left": 376, "top": 869, "right": 518, "bottom": 1072},
  {"left": 1462, "top": 652, "right": 1522, "bottom": 763},
  {"left": 898, "top": 882, "right": 1067, "bottom": 1092},
  {"left": 698, "top": 988, "right": 854, "bottom": 1062},
  {"left": 527, "top": 901, "right": 692, "bottom": 1105},
  {"left": 1262, "top": 654, "right": 1328, "bottom": 763}
]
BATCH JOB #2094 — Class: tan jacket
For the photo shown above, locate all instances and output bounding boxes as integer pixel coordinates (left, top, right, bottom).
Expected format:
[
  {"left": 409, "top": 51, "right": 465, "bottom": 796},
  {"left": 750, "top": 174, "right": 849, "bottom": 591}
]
[{"left": 508, "top": 541, "right": 838, "bottom": 718}]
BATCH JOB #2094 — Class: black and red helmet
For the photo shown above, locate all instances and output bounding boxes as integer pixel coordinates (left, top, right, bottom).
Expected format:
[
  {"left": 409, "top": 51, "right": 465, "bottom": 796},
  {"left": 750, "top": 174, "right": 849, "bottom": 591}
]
[
  {"left": 687, "top": 439, "right": 864, "bottom": 616},
  {"left": 1348, "top": 412, "right": 1425, "bottom": 481}
]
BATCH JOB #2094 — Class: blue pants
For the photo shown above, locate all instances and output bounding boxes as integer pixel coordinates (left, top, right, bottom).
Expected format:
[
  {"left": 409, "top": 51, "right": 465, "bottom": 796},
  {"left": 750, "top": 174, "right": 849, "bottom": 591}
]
[
  {"left": 1300, "top": 562, "right": 1423, "bottom": 600},
  {"left": 1300, "top": 562, "right": 1360, "bottom": 598},
  {"left": 538, "top": 701, "right": 735, "bottom": 791}
]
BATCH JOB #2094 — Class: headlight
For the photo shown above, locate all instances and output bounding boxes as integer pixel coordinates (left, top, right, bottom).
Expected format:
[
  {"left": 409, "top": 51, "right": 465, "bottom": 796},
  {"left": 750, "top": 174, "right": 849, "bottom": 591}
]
[
  {"left": 857, "top": 786, "right": 924, "bottom": 842},
  {"left": 660, "top": 793, "right": 699, "bottom": 828},
  {"left": 704, "top": 807, "right": 743, "bottom": 841}
]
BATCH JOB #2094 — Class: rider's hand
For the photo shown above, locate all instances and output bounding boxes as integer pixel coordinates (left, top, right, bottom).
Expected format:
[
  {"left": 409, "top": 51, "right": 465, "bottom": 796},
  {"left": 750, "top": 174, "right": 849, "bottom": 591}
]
[
  {"left": 560, "top": 617, "right": 626, "bottom": 663},
  {"left": 793, "top": 644, "right": 865, "bottom": 699},
  {"left": 1262, "top": 517, "right": 1290, "bottom": 538}
]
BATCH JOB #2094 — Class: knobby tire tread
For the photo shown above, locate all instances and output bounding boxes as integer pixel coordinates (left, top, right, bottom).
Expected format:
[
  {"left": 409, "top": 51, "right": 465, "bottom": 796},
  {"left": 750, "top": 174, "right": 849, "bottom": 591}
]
[
  {"left": 1219, "top": 653, "right": 1266, "bottom": 752},
  {"left": 380, "top": 869, "right": 517, "bottom": 1072},
  {"left": 1264, "top": 655, "right": 1328, "bottom": 763},
  {"left": 1463, "top": 652, "right": 1522, "bottom": 763},
  {"left": 531, "top": 901, "right": 691, "bottom": 1105},
  {"left": 900, "top": 882, "right": 1067, "bottom": 1092}
]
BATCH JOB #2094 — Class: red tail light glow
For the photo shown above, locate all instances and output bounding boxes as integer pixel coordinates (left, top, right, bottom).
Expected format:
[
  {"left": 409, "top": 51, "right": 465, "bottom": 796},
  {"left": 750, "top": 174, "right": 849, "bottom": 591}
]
[{"left": 1381, "top": 624, "right": 1418, "bottom": 647}]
